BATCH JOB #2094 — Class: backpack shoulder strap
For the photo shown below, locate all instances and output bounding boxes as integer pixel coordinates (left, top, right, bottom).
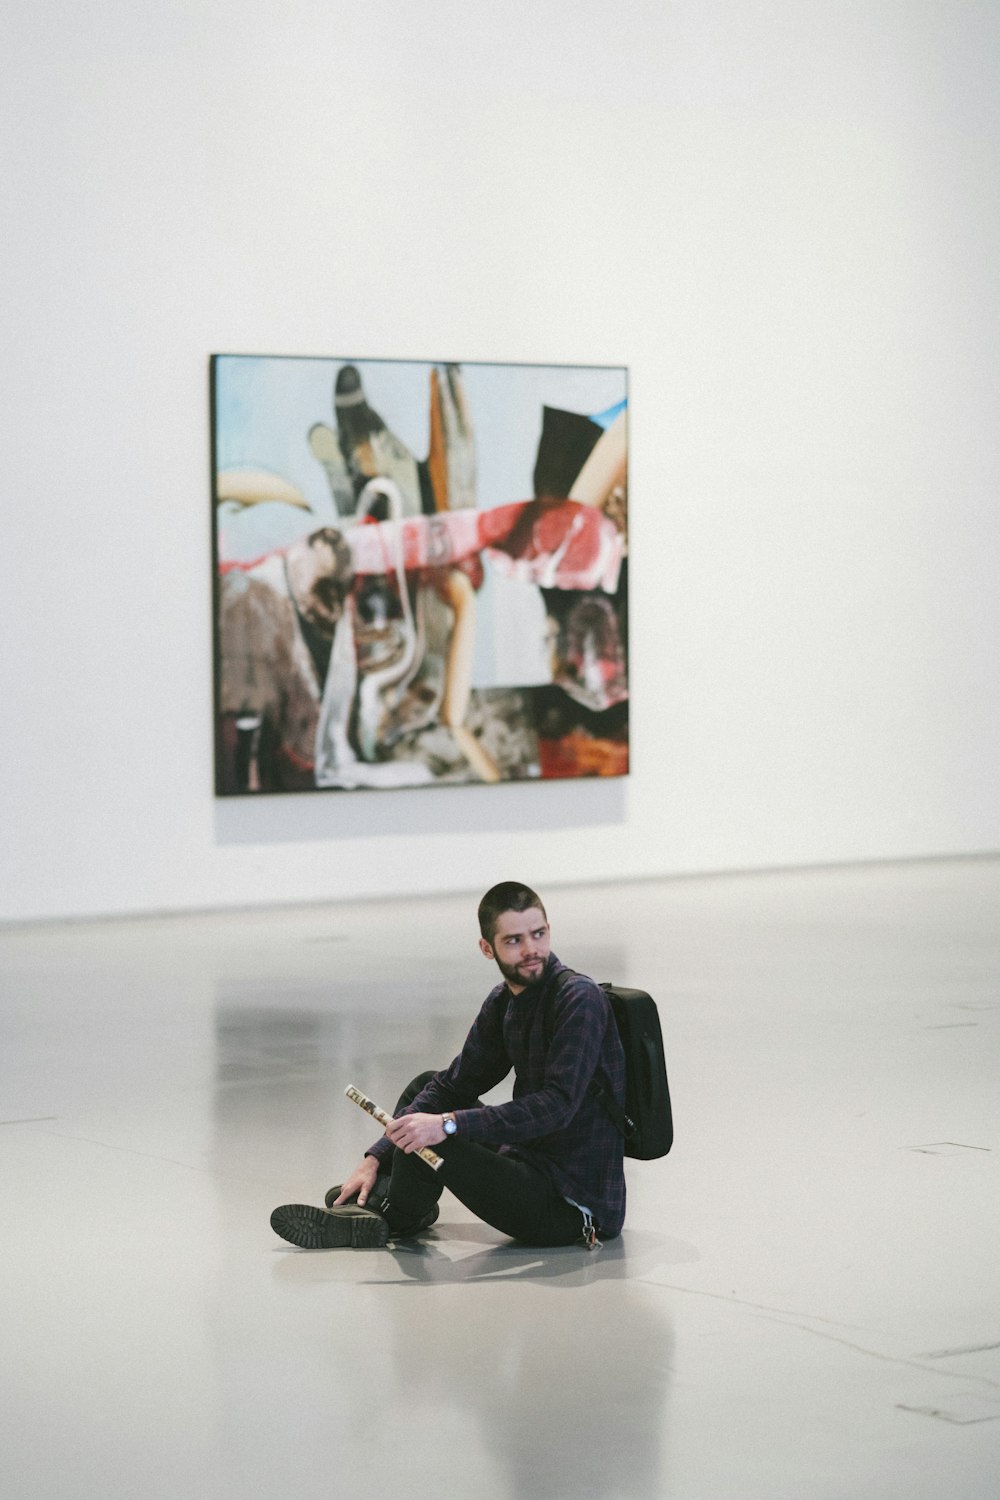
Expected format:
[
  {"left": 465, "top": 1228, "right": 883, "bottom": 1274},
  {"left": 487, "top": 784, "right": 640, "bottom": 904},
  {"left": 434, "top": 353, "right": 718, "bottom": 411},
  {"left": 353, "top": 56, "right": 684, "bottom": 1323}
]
[{"left": 548, "top": 969, "right": 633, "bottom": 1140}]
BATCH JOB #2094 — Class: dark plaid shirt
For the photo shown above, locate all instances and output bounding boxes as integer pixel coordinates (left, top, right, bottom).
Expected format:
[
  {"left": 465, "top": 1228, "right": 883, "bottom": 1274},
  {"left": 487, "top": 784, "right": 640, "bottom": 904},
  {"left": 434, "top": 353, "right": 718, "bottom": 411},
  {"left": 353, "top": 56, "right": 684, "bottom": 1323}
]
[{"left": 368, "top": 954, "right": 627, "bottom": 1236}]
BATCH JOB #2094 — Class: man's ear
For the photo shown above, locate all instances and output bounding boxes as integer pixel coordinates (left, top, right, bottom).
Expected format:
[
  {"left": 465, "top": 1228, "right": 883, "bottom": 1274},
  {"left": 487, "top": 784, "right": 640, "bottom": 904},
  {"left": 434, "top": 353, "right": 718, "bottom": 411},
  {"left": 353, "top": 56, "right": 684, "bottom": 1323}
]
[{"left": 479, "top": 937, "right": 495, "bottom": 961}]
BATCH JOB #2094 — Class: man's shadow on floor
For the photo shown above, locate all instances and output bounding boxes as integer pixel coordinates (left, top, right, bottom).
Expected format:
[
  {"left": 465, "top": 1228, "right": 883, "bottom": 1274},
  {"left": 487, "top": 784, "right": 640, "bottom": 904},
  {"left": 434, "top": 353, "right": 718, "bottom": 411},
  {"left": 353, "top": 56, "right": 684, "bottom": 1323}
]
[{"left": 360, "top": 1221, "right": 700, "bottom": 1286}]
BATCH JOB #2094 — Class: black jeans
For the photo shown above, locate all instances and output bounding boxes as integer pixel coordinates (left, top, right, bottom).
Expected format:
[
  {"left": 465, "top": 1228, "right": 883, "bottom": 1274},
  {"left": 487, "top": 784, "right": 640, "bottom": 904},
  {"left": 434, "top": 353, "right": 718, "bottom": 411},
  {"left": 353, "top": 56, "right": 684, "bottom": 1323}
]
[{"left": 381, "top": 1072, "right": 585, "bottom": 1247}]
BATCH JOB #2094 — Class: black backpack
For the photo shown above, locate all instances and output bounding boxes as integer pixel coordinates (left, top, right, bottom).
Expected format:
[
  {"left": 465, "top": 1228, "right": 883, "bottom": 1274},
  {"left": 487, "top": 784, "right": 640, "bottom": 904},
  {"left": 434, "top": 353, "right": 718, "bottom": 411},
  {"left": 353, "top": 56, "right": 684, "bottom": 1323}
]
[{"left": 554, "top": 972, "right": 673, "bottom": 1160}]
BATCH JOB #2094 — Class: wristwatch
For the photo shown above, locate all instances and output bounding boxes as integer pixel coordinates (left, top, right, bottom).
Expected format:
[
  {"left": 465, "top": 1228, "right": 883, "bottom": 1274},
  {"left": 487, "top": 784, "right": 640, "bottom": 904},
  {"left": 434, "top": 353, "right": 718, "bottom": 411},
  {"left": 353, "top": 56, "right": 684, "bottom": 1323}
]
[{"left": 442, "top": 1113, "right": 458, "bottom": 1137}]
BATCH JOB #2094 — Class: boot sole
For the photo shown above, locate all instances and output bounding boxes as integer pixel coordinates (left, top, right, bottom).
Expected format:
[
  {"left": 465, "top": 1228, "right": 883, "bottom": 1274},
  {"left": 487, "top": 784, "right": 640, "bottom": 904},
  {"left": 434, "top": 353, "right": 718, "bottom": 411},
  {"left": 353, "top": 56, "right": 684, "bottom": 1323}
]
[{"left": 270, "top": 1203, "right": 389, "bottom": 1249}]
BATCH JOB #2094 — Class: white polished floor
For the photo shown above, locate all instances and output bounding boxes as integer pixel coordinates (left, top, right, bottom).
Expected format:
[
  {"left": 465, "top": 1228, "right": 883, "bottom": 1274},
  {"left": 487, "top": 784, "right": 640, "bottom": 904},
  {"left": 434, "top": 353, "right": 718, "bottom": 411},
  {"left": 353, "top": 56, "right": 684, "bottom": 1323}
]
[{"left": 1, "top": 859, "right": 999, "bottom": 1499}]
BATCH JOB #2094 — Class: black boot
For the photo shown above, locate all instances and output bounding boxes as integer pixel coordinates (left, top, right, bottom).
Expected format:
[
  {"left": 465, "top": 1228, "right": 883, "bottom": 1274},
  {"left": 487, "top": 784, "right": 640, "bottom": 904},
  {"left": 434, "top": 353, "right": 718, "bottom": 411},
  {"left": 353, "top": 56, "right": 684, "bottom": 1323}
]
[
  {"left": 322, "top": 1174, "right": 440, "bottom": 1239},
  {"left": 324, "top": 1173, "right": 392, "bottom": 1212}
]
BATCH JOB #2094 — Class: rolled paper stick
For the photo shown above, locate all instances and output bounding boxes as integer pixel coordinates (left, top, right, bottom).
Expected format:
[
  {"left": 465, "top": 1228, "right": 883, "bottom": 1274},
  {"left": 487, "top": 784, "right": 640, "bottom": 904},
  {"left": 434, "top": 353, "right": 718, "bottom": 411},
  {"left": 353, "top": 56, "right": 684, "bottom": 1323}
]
[{"left": 345, "top": 1085, "right": 444, "bottom": 1172}]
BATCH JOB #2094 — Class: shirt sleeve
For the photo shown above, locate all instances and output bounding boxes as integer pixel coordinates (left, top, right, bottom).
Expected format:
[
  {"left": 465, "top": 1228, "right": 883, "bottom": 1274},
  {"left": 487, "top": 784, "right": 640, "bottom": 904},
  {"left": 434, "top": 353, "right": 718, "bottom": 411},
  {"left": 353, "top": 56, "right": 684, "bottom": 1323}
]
[
  {"left": 453, "top": 973, "right": 609, "bottom": 1145},
  {"left": 365, "top": 987, "right": 514, "bottom": 1158}
]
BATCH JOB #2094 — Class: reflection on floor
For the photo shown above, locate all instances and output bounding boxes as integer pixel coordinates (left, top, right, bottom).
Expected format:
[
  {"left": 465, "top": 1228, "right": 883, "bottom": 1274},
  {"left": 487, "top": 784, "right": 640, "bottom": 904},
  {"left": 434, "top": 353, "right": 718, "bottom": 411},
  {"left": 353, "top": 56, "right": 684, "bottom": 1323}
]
[{"left": 1, "top": 858, "right": 999, "bottom": 1498}]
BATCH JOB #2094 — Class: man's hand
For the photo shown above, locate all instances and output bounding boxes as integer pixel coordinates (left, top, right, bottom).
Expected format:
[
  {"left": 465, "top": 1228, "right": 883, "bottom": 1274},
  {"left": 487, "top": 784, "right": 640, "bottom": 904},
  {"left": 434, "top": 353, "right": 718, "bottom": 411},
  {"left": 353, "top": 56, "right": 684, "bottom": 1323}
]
[
  {"left": 331, "top": 1156, "right": 380, "bottom": 1207},
  {"left": 385, "top": 1112, "right": 446, "bottom": 1154}
]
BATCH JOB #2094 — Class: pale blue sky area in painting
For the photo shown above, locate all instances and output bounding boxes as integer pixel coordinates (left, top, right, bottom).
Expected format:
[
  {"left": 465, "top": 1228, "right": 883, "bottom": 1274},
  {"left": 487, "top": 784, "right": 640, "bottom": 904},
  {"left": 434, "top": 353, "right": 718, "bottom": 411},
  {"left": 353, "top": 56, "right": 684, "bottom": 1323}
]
[{"left": 213, "top": 354, "right": 627, "bottom": 685}]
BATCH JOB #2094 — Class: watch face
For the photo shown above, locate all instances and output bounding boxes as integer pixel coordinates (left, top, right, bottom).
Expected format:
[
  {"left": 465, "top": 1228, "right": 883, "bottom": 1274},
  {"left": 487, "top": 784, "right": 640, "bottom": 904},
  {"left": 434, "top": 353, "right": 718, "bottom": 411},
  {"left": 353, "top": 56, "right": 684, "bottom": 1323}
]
[{"left": 444, "top": 1118, "right": 457, "bottom": 1135}]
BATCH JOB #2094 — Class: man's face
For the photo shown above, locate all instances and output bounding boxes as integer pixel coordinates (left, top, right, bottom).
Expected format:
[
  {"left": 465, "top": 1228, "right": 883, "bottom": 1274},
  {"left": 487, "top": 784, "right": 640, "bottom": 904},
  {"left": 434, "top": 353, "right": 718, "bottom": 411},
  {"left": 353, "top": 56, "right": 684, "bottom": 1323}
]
[{"left": 480, "top": 906, "right": 551, "bottom": 992}]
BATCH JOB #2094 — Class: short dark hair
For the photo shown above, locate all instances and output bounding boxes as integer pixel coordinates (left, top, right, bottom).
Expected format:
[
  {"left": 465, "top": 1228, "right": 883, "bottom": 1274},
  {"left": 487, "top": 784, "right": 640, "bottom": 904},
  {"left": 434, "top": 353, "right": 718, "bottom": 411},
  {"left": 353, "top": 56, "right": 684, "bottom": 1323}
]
[{"left": 478, "top": 882, "right": 547, "bottom": 943}]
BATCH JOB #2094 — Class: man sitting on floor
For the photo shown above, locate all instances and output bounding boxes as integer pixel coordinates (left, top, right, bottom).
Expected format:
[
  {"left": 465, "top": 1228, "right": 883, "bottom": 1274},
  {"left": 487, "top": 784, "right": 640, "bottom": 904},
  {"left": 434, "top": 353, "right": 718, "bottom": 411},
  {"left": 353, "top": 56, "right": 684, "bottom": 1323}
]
[{"left": 270, "top": 881, "right": 626, "bottom": 1251}]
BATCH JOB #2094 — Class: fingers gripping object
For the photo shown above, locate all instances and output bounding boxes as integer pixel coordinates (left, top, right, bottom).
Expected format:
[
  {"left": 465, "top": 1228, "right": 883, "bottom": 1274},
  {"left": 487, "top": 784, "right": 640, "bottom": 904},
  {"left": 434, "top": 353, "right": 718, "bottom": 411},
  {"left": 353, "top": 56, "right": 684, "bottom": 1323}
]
[{"left": 345, "top": 1085, "right": 445, "bottom": 1172}]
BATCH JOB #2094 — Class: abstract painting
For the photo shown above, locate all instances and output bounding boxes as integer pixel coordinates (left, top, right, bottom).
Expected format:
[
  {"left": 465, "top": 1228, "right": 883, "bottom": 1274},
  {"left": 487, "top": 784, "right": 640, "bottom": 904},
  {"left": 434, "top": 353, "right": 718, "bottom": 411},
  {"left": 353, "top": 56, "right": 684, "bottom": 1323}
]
[{"left": 212, "top": 355, "right": 628, "bottom": 794}]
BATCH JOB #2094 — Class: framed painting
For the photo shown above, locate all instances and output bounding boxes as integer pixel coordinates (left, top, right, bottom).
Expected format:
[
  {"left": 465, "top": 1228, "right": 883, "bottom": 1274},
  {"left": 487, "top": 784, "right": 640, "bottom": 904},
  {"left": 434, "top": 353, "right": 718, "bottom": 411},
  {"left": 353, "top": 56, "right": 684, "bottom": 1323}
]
[{"left": 211, "top": 354, "right": 628, "bottom": 794}]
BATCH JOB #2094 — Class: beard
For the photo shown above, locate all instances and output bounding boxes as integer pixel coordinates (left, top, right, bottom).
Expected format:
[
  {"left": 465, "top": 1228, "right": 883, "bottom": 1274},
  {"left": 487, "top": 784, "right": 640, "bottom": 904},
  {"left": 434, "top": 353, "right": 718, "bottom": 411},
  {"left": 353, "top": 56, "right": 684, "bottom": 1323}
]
[{"left": 494, "top": 952, "right": 547, "bottom": 988}]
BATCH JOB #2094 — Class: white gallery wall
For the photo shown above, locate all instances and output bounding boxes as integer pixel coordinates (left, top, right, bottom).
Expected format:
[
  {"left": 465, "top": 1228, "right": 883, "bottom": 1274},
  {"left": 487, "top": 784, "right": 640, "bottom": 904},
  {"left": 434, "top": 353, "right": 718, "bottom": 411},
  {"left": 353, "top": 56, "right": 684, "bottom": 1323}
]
[{"left": 2, "top": 1, "right": 998, "bottom": 924}]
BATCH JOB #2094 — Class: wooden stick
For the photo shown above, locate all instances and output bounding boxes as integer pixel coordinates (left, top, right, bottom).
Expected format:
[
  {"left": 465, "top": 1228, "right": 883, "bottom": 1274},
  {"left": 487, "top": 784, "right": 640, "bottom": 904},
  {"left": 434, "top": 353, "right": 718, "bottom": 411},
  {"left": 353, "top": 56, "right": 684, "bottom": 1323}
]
[{"left": 345, "top": 1085, "right": 444, "bottom": 1171}]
